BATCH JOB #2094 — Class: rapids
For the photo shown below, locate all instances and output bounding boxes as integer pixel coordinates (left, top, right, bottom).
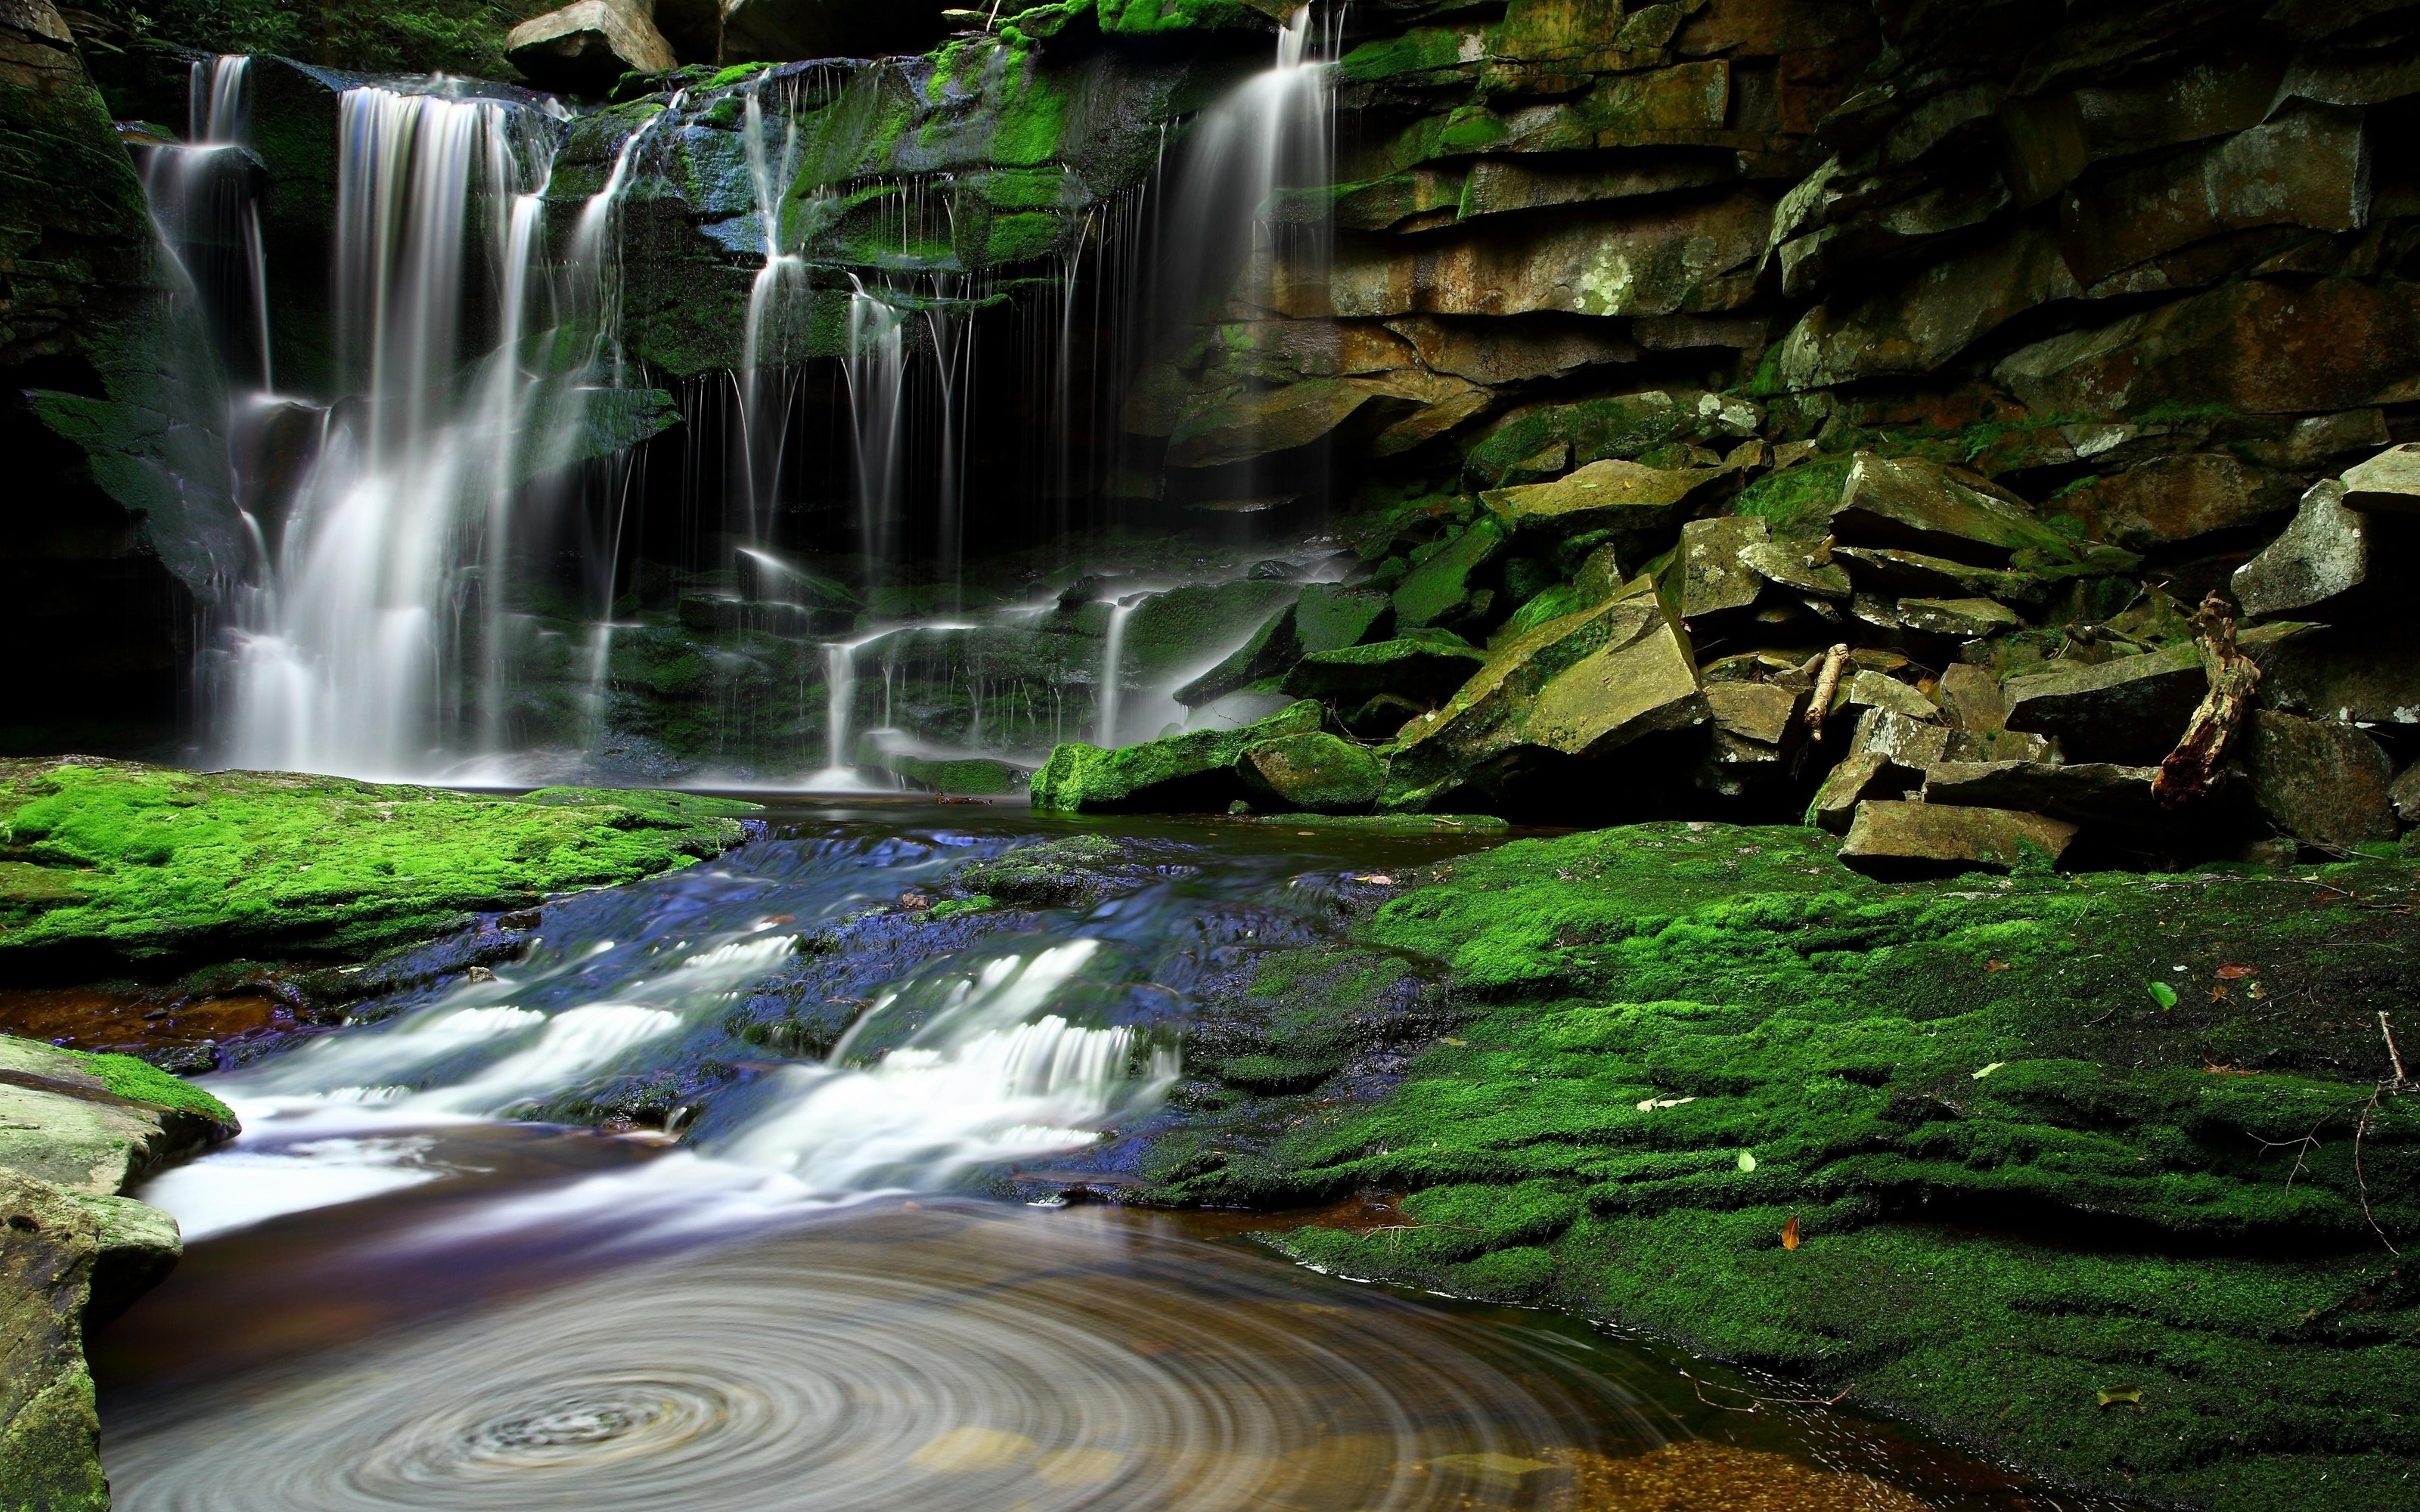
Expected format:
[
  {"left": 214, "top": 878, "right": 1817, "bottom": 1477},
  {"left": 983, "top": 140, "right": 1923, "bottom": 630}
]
[{"left": 92, "top": 802, "right": 2124, "bottom": 1511}]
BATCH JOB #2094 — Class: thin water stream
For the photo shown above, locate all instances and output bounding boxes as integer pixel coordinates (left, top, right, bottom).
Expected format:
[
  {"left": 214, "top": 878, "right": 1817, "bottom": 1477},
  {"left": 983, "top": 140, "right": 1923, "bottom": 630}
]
[{"left": 90, "top": 801, "right": 2125, "bottom": 1511}]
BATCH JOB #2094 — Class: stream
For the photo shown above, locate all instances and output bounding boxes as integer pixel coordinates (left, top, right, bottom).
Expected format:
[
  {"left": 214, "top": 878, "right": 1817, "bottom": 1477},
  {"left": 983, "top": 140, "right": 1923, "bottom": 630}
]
[{"left": 92, "top": 800, "right": 2122, "bottom": 1510}]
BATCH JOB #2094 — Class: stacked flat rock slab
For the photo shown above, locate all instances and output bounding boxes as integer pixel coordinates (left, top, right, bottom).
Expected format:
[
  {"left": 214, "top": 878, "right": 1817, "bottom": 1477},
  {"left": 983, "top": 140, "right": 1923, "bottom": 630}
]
[{"left": 507, "top": 0, "right": 677, "bottom": 91}]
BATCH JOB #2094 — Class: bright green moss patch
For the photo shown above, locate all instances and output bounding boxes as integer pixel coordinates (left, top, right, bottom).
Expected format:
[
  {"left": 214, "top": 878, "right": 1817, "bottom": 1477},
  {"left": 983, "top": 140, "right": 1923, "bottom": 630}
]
[
  {"left": 1140, "top": 823, "right": 2420, "bottom": 1510},
  {"left": 50, "top": 1045, "right": 234, "bottom": 1124},
  {"left": 0, "top": 758, "right": 757, "bottom": 968}
]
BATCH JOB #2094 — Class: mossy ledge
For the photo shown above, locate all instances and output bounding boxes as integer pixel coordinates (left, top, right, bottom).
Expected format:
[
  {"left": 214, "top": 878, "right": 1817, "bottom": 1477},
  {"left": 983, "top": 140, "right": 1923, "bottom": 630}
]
[
  {"left": 1136, "top": 822, "right": 2420, "bottom": 1512},
  {"left": 0, "top": 758, "right": 759, "bottom": 973}
]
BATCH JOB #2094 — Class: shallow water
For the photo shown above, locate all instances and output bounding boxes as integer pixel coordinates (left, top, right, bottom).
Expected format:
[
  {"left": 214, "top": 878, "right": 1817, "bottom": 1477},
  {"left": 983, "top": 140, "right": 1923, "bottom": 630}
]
[{"left": 92, "top": 800, "right": 2131, "bottom": 1510}]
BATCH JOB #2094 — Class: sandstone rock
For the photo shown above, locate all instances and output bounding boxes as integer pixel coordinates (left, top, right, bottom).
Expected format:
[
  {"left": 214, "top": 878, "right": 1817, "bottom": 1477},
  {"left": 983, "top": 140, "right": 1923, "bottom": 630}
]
[
  {"left": 2002, "top": 623, "right": 2304, "bottom": 763},
  {"left": 507, "top": 0, "right": 678, "bottom": 91},
  {"left": 1851, "top": 706, "right": 1950, "bottom": 773},
  {"left": 1236, "top": 732, "right": 1386, "bottom": 813},
  {"left": 1705, "top": 681, "right": 1803, "bottom": 745},
  {"left": 1839, "top": 801, "right": 2078, "bottom": 875},
  {"left": 718, "top": 0, "right": 949, "bottom": 61},
  {"left": 1455, "top": 157, "right": 1736, "bottom": 220},
  {"left": 1767, "top": 224, "right": 2078, "bottom": 388},
  {"left": 1832, "top": 453, "right": 2077, "bottom": 566},
  {"left": 1294, "top": 584, "right": 1394, "bottom": 653},
  {"left": 1166, "top": 380, "right": 1371, "bottom": 468},
  {"left": 2340, "top": 443, "right": 2420, "bottom": 516},
  {"left": 1739, "top": 538, "right": 1851, "bottom": 596},
  {"left": 1921, "top": 760, "right": 2164, "bottom": 829},
  {"left": 1394, "top": 518, "right": 1506, "bottom": 627},
  {"left": 1994, "top": 278, "right": 2420, "bottom": 422},
  {"left": 1841, "top": 669, "right": 1938, "bottom": 722},
  {"left": 2232, "top": 480, "right": 2368, "bottom": 618},
  {"left": 1322, "top": 194, "right": 1767, "bottom": 321},
  {"left": 0, "top": 1173, "right": 107, "bottom": 1512},
  {"left": 1463, "top": 389, "right": 1709, "bottom": 488},
  {"left": 0, "top": 1038, "right": 234, "bottom": 1196},
  {"left": 1283, "top": 630, "right": 1485, "bottom": 700},
  {"left": 1896, "top": 596, "right": 2024, "bottom": 639},
  {"left": 2392, "top": 761, "right": 2420, "bottom": 826},
  {"left": 2057, "top": 105, "right": 2370, "bottom": 287},
  {"left": 1936, "top": 662, "right": 2007, "bottom": 733},
  {"left": 1675, "top": 516, "right": 1767, "bottom": 618},
  {"left": 1808, "top": 751, "right": 1899, "bottom": 832},
  {"left": 1392, "top": 593, "right": 1703, "bottom": 775},
  {"left": 2055, "top": 454, "right": 2297, "bottom": 550},
  {"left": 2242, "top": 710, "right": 2397, "bottom": 847},
  {"left": 1381, "top": 314, "right": 1637, "bottom": 386},
  {"left": 1832, "top": 546, "right": 2044, "bottom": 603},
  {"left": 1481, "top": 457, "right": 1717, "bottom": 535},
  {"left": 1031, "top": 702, "right": 1325, "bottom": 814}
]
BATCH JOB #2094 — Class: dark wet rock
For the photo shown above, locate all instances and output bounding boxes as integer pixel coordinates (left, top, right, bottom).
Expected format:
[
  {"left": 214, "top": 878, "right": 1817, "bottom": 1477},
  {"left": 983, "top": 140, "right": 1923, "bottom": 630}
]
[
  {"left": 1031, "top": 702, "right": 1325, "bottom": 815},
  {"left": 1838, "top": 800, "right": 2077, "bottom": 875},
  {"left": 2056, "top": 454, "right": 2299, "bottom": 550},
  {"left": 1236, "top": 732, "right": 1385, "bottom": 813},
  {"left": 1920, "top": 760, "right": 2167, "bottom": 831},
  {"left": 1829, "top": 454, "right": 2077, "bottom": 567},
  {"left": 1390, "top": 517, "right": 1506, "bottom": 629},
  {"left": 718, "top": 0, "right": 951, "bottom": 61},
  {"left": 2001, "top": 623, "right": 2304, "bottom": 764},
  {"left": 507, "top": 0, "right": 676, "bottom": 91},
  {"left": 2340, "top": 443, "right": 2420, "bottom": 515},
  {"left": 2242, "top": 710, "right": 2398, "bottom": 849},
  {"left": 1282, "top": 629, "right": 1484, "bottom": 702},
  {"left": 2232, "top": 480, "right": 2371, "bottom": 618},
  {"left": 1767, "top": 223, "right": 2077, "bottom": 389},
  {"left": 2393, "top": 761, "right": 2420, "bottom": 827},
  {"left": 1895, "top": 596, "right": 2024, "bottom": 640},
  {"left": 1832, "top": 546, "right": 2044, "bottom": 606},
  {"left": 942, "top": 833, "right": 1189, "bottom": 909}
]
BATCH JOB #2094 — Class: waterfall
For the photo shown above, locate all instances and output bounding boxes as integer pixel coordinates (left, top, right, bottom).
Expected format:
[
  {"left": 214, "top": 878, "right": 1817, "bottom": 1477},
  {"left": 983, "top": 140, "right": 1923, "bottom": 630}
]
[
  {"left": 842, "top": 277, "right": 907, "bottom": 575},
  {"left": 736, "top": 77, "right": 808, "bottom": 546},
  {"left": 203, "top": 79, "right": 667, "bottom": 781},
  {"left": 143, "top": 55, "right": 273, "bottom": 391},
  {"left": 1095, "top": 596, "right": 1136, "bottom": 747}
]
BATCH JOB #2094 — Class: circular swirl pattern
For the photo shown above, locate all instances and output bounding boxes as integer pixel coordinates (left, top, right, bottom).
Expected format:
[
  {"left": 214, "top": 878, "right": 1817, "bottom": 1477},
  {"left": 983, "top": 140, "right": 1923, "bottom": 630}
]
[{"left": 104, "top": 1205, "right": 1668, "bottom": 1512}]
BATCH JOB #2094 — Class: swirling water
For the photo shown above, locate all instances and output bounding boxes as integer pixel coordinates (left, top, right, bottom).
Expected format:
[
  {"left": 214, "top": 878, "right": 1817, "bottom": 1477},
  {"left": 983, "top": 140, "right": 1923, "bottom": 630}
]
[{"left": 95, "top": 802, "right": 2124, "bottom": 1511}]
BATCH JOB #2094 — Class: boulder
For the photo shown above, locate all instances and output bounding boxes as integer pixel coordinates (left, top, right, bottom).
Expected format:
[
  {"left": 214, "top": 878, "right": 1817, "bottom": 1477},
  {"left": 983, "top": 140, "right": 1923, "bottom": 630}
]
[
  {"left": 1462, "top": 389, "right": 1712, "bottom": 488},
  {"left": 1740, "top": 538, "right": 1851, "bottom": 596},
  {"left": 1705, "top": 682, "right": 1803, "bottom": 746},
  {"left": 1808, "top": 751, "right": 1903, "bottom": 833},
  {"left": 1767, "top": 224, "right": 2079, "bottom": 388},
  {"left": 1837, "top": 669, "right": 1935, "bottom": 720},
  {"left": 2002, "top": 624, "right": 2302, "bottom": 764},
  {"left": 2242, "top": 710, "right": 2398, "bottom": 848},
  {"left": 1236, "top": 733, "right": 1386, "bottom": 813},
  {"left": 1283, "top": 630, "right": 1487, "bottom": 701},
  {"left": 1831, "top": 453, "right": 2077, "bottom": 566},
  {"left": 2231, "top": 480, "right": 2369, "bottom": 618},
  {"left": 1896, "top": 596, "right": 2024, "bottom": 640},
  {"left": 718, "top": 0, "right": 951, "bottom": 61},
  {"left": 0, "top": 1037, "right": 234, "bottom": 1196},
  {"left": 1174, "top": 607, "right": 1297, "bottom": 708},
  {"left": 1293, "top": 583, "right": 1394, "bottom": 653},
  {"left": 1920, "top": 760, "right": 2165, "bottom": 829},
  {"left": 507, "top": 0, "right": 677, "bottom": 91},
  {"left": 2255, "top": 623, "right": 2420, "bottom": 725},
  {"left": 2392, "top": 762, "right": 2420, "bottom": 826},
  {"left": 2055, "top": 454, "right": 2297, "bottom": 550},
  {"left": 1392, "top": 593, "right": 1704, "bottom": 776},
  {"left": 0, "top": 1174, "right": 109, "bottom": 1512},
  {"left": 1839, "top": 801, "right": 2079, "bottom": 875},
  {"left": 1031, "top": 702, "right": 1325, "bottom": 814},
  {"left": 1850, "top": 706, "right": 1950, "bottom": 773},
  {"left": 1674, "top": 516, "right": 1767, "bottom": 618},
  {"left": 2339, "top": 443, "right": 2420, "bottom": 516},
  {"left": 1393, "top": 519, "right": 1506, "bottom": 628},
  {"left": 1480, "top": 457, "right": 1718, "bottom": 536},
  {"left": 1832, "top": 546, "right": 2043, "bottom": 603}
]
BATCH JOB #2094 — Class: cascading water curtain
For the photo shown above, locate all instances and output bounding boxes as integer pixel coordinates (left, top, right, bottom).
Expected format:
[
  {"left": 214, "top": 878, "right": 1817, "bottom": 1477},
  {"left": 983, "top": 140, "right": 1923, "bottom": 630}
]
[{"left": 216, "top": 86, "right": 563, "bottom": 780}]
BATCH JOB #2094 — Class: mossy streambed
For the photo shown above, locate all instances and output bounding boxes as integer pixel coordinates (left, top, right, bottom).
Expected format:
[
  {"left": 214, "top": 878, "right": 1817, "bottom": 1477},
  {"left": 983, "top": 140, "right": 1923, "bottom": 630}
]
[{"left": 14, "top": 782, "right": 2412, "bottom": 1510}]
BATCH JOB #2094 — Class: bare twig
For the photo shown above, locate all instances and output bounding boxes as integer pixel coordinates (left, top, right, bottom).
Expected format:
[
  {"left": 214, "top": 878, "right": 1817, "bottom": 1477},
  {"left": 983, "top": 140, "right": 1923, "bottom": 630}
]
[
  {"left": 2381, "top": 1012, "right": 2409, "bottom": 1090},
  {"left": 2353, "top": 1088, "right": 2400, "bottom": 1257},
  {"left": 1807, "top": 643, "right": 1850, "bottom": 741},
  {"left": 1680, "top": 1369, "right": 1854, "bottom": 1414}
]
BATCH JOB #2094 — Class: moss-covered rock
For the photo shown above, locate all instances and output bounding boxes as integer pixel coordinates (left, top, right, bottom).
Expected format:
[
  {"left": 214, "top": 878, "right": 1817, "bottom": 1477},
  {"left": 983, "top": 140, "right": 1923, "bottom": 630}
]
[
  {"left": 1140, "top": 823, "right": 2420, "bottom": 1511},
  {"left": 0, "top": 758, "right": 756, "bottom": 969},
  {"left": 1029, "top": 700, "right": 1324, "bottom": 813},
  {"left": 1236, "top": 731, "right": 1385, "bottom": 813}
]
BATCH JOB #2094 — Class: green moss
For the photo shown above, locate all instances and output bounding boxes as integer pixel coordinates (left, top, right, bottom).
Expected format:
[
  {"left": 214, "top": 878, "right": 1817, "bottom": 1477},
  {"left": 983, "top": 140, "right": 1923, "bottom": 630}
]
[
  {"left": 1140, "top": 823, "right": 2420, "bottom": 1510},
  {"left": 0, "top": 759, "right": 756, "bottom": 966},
  {"left": 43, "top": 1044, "right": 234, "bottom": 1124},
  {"left": 1032, "top": 702, "right": 1325, "bottom": 813},
  {"left": 1732, "top": 457, "right": 1851, "bottom": 531}
]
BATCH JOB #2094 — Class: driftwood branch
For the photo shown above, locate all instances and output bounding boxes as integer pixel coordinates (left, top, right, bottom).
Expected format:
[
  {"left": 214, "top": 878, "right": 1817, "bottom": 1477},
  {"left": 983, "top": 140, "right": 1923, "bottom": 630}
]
[
  {"left": 1807, "top": 643, "right": 1851, "bottom": 741},
  {"left": 2153, "top": 593, "right": 2260, "bottom": 807}
]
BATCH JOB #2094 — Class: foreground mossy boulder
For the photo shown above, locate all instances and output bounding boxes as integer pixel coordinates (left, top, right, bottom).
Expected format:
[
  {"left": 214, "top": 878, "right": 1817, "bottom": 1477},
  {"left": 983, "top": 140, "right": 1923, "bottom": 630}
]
[
  {"left": 1141, "top": 823, "right": 2420, "bottom": 1511},
  {"left": 1032, "top": 701, "right": 1326, "bottom": 813},
  {"left": 0, "top": 759, "right": 757, "bottom": 968}
]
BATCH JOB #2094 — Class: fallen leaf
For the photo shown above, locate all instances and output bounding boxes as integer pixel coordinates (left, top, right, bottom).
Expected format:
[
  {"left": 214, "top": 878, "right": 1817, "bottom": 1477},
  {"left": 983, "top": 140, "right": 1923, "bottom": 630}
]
[
  {"left": 1439, "top": 1036, "right": 1466, "bottom": 1046},
  {"left": 2097, "top": 1386, "right": 2143, "bottom": 1408},
  {"left": 1355, "top": 874, "right": 1396, "bottom": 885},
  {"left": 2209, "top": 984, "right": 2229, "bottom": 1004},
  {"left": 2145, "top": 981, "right": 2178, "bottom": 1010},
  {"left": 1635, "top": 1095, "right": 1696, "bottom": 1112},
  {"left": 1782, "top": 1216, "right": 1801, "bottom": 1250},
  {"left": 1972, "top": 1061, "right": 2006, "bottom": 1080},
  {"left": 1984, "top": 959, "right": 2011, "bottom": 972},
  {"left": 2217, "top": 963, "right": 2258, "bottom": 979},
  {"left": 1736, "top": 1150, "right": 1758, "bottom": 1173}
]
